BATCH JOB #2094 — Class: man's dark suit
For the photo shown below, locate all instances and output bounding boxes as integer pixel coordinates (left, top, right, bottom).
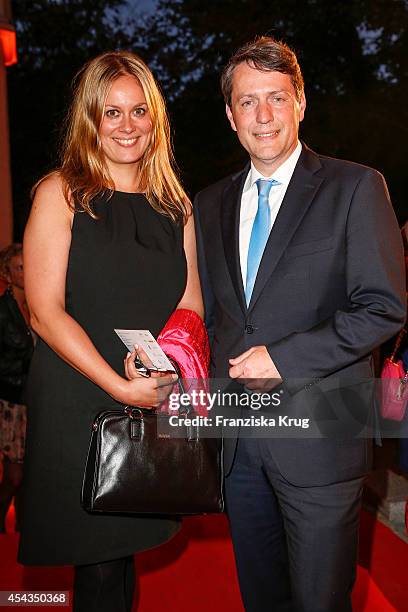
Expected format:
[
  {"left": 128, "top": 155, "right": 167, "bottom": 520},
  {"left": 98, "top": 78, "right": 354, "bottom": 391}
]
[{"left": 194, "top": 144, "right": 406, "bottom": 610}]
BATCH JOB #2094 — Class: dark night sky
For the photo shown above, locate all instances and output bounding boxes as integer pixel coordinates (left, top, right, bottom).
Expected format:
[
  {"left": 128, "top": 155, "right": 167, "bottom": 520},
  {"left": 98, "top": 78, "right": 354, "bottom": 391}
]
[{"left": 7, "top": 0, "right": 408, "bottom": 235}]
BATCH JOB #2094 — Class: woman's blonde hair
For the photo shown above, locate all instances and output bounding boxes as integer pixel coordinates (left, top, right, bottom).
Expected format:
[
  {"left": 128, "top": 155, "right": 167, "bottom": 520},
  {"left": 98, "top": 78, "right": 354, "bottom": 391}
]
[{"left": 34, "top": 51, "right": 190, "bottom": 223}]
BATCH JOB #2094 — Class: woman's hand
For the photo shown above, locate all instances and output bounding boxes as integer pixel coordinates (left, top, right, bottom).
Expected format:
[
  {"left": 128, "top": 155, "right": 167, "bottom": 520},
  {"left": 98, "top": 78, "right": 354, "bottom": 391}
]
[
  {"left": 122, "top": 345, "right": 177, "bottom": 408},
  {"left": 119, "top": 373, "right": 178, "bottom": 408},
  {"left": 124, "top": 345, "right": 160, "bottom": 380}
]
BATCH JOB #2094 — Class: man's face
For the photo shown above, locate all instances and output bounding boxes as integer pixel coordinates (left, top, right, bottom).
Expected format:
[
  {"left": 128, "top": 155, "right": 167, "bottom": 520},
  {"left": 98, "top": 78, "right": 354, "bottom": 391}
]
[{"left": 226, "top": 62, "right": 306, "bottom": 175}]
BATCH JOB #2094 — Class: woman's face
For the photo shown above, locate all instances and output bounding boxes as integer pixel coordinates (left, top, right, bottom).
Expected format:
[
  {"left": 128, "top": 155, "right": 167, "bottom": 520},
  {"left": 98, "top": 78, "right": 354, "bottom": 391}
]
[
  {"left": 7, "top": 254, "right": 24, "bottom": 290},
  {"left": 99, "top": 75, "right": 153, "bottom": 176}
]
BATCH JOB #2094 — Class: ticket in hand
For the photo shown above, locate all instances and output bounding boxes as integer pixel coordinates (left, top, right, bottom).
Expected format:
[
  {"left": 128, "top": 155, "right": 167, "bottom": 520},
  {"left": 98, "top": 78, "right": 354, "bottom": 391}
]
[{"left": 114, "top": 329, "right": 176, "bottom": 372}]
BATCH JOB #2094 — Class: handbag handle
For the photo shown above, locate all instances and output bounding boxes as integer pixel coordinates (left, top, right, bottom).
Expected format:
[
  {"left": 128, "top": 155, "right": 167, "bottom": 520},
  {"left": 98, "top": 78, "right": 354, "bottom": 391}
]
[
  {"left": 390, "top": 327, "right": 407, "bottom": 363},
  {"left": 125, "top": 356, "right": 199, "bottom": 441}
]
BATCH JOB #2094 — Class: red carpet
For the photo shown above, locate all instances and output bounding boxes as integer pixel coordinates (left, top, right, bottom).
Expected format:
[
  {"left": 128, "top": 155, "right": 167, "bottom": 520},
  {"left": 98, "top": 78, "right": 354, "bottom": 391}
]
[{"left": 0, "top": 507, "right": 407, "bottom": 611}]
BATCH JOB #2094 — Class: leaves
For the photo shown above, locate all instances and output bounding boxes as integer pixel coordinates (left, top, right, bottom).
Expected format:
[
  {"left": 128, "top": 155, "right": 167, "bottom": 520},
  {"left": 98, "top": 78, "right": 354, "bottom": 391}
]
[
  {"left": 7, "top": 0, "right": 408, "bottom": 238},
  {"left": 143, "top": 0, "right": 408, "bottom": 219}
]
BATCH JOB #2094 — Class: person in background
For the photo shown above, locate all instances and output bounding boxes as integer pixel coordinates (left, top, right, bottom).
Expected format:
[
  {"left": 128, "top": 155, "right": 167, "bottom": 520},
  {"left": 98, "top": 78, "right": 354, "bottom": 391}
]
[
  {"left": 0, "top": 270, "right": 7, "bottom": 295},
  {"left": 0, "top": 244, "right": 34, "bottom": 533},
  {"left": 18, "top": 51, "right": 203, "bottom": 612}
]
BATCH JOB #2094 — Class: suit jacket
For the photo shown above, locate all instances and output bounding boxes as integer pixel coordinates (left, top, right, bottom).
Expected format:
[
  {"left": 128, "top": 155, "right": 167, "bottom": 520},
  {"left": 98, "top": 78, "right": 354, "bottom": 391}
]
[{"left": 194, "top": 144, "right": 406, "bottom": 486}]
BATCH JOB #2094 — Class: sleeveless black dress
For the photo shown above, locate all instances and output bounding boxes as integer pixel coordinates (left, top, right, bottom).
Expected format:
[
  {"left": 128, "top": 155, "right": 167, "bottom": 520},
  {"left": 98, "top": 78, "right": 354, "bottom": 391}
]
[{"left": 18, "top": 192, "right": 187, "bottom": 566}]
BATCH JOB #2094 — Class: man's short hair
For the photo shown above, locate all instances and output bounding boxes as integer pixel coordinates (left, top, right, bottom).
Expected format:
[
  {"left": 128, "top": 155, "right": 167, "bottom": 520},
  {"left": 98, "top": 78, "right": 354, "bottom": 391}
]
[{"left": 221, "top": 36, "right": 304, "bottom": 107}]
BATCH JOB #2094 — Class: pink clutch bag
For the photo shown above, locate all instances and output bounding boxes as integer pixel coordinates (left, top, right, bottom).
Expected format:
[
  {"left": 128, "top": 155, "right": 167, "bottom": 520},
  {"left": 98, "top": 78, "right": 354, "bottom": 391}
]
[
  {"left": 380, "top": 328, "right": 408, "bottom": 421},
  {"left": 157, "top": 308, "right": 210, "bottom": 415}
]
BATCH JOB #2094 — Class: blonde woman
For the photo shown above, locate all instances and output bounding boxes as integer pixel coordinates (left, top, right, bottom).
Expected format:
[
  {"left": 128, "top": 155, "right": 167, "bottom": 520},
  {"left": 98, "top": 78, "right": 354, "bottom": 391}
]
[{"left": 18, "top": 52, "right": 203, "bottom": 612}]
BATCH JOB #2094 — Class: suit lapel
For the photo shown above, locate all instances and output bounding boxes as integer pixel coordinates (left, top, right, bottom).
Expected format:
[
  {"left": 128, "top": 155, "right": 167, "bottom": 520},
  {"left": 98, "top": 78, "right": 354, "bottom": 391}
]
[
  {"left": 220, "top": 165, "right": 249, "bottom": 314},
  {"left": 248, "top": 145, "right": 324, "bottom": 311}
]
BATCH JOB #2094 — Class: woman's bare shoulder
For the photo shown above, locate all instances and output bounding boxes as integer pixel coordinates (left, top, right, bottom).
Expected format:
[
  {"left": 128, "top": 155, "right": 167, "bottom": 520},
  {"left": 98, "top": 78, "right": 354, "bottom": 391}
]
[
  {"left": 31, "top": 172, "right": 72, "bottom": 219},
  {"left": 34, "top": 171, "right": 65, "bottom": 199}
]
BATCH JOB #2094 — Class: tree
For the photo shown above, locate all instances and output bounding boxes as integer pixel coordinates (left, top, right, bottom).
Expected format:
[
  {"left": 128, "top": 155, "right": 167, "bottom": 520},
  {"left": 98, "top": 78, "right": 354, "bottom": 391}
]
[
  {"left": 142, "top": 0, "right": 408, "bottom": 220},
  {"left": 8, "top": 0, "right": 140, "bottom": 237},
  {"left": 8, "top": 0, "right": 408, "bottom": 237}
]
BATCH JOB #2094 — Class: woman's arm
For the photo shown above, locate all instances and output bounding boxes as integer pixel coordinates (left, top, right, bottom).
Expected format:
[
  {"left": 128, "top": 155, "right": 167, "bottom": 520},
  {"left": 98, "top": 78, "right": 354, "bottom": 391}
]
[
  {"left": 24, "top": 175, "right": 175, "bottom": 407},
  {"left": 176, "top": 211, "right": 204, "bottom": 318}
]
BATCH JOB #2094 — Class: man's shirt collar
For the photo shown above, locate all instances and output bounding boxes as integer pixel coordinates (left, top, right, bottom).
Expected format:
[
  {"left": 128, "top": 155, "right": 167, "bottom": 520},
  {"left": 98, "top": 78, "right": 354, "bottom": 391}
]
[{"left": 244, "top": 140, "right": 302, "bottom": 192}]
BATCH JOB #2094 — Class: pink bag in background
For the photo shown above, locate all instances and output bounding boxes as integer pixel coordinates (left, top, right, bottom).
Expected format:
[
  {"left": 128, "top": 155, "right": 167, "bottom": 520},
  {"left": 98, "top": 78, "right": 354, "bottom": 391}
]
[{"left": 380, "top": 328, "right": 408, "bottom": 421}]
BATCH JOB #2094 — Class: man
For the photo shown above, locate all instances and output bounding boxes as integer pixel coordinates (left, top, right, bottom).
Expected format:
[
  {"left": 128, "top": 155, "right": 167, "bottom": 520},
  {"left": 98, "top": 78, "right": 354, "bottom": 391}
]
[{"left": 194, "top": 37, "right": 406, "bottom": 611}]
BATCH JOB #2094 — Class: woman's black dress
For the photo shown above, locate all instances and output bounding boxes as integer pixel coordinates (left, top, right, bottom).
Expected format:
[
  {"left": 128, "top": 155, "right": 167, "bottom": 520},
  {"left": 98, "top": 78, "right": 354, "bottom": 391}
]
[{"left": 18, "top": 192, "right": 187, "bottom": 565}]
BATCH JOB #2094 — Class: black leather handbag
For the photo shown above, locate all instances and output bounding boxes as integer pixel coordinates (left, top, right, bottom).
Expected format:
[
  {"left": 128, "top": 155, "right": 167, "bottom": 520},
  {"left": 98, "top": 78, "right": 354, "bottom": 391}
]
[{"left": 81, "top": 392, "right": 224, "bottom": 515}]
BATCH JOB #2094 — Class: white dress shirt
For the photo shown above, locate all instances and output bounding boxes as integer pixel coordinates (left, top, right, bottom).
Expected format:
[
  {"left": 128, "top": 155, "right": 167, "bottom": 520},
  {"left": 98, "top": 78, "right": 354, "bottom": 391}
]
[{"left": 239, "top": 141, "right": 303, "bottom": 285}]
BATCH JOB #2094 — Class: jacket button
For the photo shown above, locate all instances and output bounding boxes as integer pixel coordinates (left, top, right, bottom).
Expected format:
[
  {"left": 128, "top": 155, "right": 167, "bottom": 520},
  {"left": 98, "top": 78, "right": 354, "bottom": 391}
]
[{"left": 245, "top": 324, "right": 254, "bottom": 334}]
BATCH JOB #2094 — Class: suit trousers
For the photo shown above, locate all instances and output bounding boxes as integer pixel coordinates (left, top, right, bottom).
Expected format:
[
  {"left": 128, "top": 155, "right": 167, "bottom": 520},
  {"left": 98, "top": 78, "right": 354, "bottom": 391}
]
[{"left": 225, "top": 438, "right": 364, "bottom": 612}]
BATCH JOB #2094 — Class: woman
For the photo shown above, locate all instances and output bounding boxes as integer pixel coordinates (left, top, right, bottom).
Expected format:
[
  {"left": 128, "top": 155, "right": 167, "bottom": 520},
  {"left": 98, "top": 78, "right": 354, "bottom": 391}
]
[
  {"left": 0, "top": 244, "right": 34, "bottom": 533},
  {"left": 18, "top": 51, "right": 203, "bottom": 612}
]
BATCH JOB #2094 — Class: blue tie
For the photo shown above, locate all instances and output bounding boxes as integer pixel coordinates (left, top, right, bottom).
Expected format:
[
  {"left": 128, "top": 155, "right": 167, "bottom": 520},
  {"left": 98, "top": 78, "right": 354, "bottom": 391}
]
[{"left": 245, "top": 178, "right": 279, "bottom": 306}]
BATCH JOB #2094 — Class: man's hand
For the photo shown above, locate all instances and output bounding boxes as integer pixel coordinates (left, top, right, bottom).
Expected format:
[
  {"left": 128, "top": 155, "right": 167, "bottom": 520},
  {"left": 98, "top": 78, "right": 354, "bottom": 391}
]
[{"left": 229, "top": 346, "right": 282, "bottom": 391}]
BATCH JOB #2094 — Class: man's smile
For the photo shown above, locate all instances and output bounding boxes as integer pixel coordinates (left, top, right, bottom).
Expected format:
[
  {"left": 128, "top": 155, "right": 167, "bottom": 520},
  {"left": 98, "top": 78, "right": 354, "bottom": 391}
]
[{"left": 253, "top": 130, "right": 280, "bottom": 138}]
